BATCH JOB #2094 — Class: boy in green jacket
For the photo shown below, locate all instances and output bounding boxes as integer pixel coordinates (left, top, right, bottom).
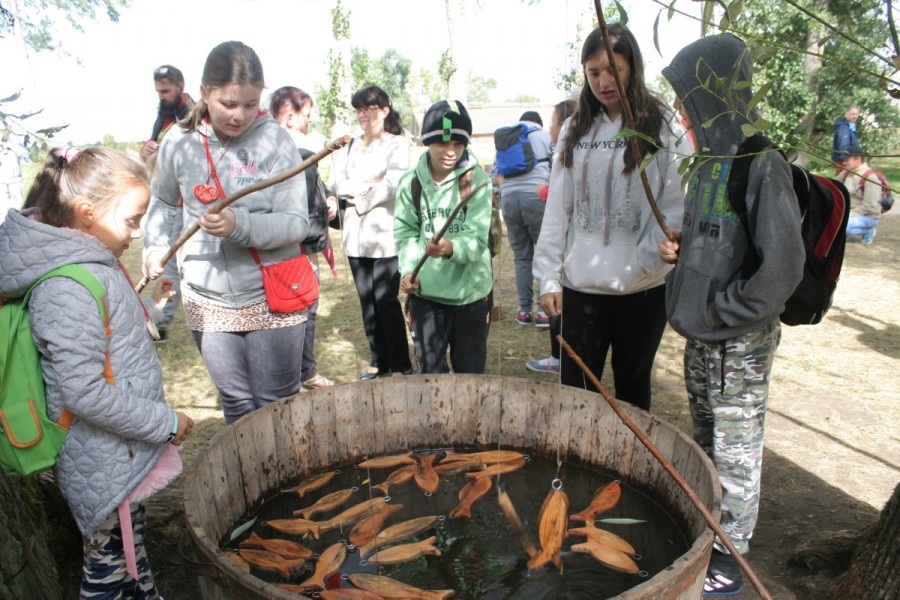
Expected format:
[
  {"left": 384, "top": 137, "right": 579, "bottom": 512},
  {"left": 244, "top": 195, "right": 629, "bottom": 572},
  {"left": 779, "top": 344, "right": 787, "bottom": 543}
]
[{"left": 395, "top": 100, "right": 494, "bottom": 373}]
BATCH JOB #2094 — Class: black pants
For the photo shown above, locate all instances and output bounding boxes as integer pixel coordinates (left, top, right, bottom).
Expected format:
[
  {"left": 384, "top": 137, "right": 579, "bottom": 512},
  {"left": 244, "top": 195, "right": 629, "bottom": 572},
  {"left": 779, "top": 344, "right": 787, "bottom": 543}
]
[
  {"left": 348, "top": 256, "right": 411, "bottom": 373},
  {"left": 408, "top": 293, "right": 493, "bottom": 374},
  {"left": 559, "top": 285, "right": 667, "bottom": 411}
]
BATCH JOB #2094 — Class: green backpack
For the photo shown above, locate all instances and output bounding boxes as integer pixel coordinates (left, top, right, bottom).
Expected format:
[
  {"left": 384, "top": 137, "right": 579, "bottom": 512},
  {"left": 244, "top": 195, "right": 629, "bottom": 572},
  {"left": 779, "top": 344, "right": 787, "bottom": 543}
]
[{"left": 0, "top": 264, "right": 111, "bottom": 476}]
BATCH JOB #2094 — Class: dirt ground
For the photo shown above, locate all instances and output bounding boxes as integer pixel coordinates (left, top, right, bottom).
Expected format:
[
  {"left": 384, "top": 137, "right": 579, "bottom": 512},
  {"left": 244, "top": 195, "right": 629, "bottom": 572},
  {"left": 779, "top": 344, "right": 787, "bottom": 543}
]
[{"left": 121, "top": 214, "right": 900, "bottom": 600}]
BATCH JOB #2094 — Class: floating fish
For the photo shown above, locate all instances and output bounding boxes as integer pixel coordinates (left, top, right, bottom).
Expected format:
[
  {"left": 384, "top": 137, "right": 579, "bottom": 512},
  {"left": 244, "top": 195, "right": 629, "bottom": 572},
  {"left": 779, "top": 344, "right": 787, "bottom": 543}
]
[
  {"left": 527, "top": 487, "right": 569, "bottom": 572},
  {"left": 465, "top": 457, "right": 527, "bottom": 480},
  {"left": 366, "top": 534, "right": 442, "bottom": 565},
  {"left": 295, "top": 487, "right": 356, "bottom": 520},
  {"left": 571, "top": 538, "right": 640, "bottom": 574},
  {"left": 300, "top": 541, "right": 348, "bottom": 590},
  {"left": 292, "top": 471, "right": 337, "bottom": 498},
  {"left": 497, "top": 488, "right": 537, "bottom": 559},
  {"left": 274, "top": 583, "right": 308, "bottom": 594},
  {"left": 371, "top": 464, "right": 416, "bottom": 495},
  {"left": 414, "top": 454, "right": 440, "bottom": 494},
  {"left": 320, "top": 497, "right": 387, "bottom": 533},
  {"left": 349, "top": 502, "right": 405, "bottom": 548},
  {"left": 357, "top": 515, "right": 440, "bottom": 558},
  {"left": 567, "top": 520, "right": 635, "bottom": 554},
  {"left": 598, "top": 518, "right": 647, "bottom": 525},
  {"left": 238, "top": 531, "right": 313, "bottom": 559},
  {"left": 449, "top": 477, "right": 492, "bottom": 519},
  {"left": 349, "top": 573, "right": 454, "bottom": 600},
  {"left": 358, "top": 451, "right": 417, "bottom": 469},
  {"left": 434, "top": 461, "right": 482, "bottom": 476},
  {"left": 570, "top": 481, "right": 621, "bottom": 522},
  {"left": 442, "top": 450, "right": 525, "bottom": 464},
  {"left": 237, "top": 548, "right": 307, "bottom": 579},
  {"left": 265, "top": 517, "right": 322, "bottom": 539},
  {"left": 223, "top": 551, "right": 250, "bottom": 573},
  {"left": 320, "top": 588, "right": 385, "bottom": 600}
]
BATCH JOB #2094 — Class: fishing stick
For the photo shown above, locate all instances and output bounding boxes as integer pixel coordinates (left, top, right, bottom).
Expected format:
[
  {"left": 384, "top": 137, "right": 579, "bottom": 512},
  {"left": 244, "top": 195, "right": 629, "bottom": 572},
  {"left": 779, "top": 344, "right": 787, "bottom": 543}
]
[
  {"left": 135, "top": 135, "right": 352, "bottom": 293},
  {"left": 559, "top": 335, "right": 774, "bottom": 600},
  {"left": 592, "top": 0, "right": 673, "bottom": 241}
]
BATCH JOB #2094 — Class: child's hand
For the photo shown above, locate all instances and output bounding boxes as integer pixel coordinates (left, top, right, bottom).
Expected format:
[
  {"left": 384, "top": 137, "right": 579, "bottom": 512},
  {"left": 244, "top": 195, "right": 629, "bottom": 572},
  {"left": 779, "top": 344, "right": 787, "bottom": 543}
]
[
  {"left": 151, "top": 278, "right": 176, "bottom": 311},
  {"left": 143, "top": 252, "right": 167, "bottom": 280},
  {"left": 326, "top": 196, "right": 339, "bottom": 220},
  {"left": 425, "top": 238, "right": 453, "bottom": 258},
  {"left": 400, "top": 274, "right": 420, "bottom": 294},
  {"left": 540, "top": 292, "right": 562, "bottom": 318},
  {"left": 199, "top": 207, "right": 236, "bottom": 238},
  {"left": 659, "top": 231, "right": 681, "bottom": 264},
  {"left": 171, "top": 411, "right": 194, "bottom": 446}
]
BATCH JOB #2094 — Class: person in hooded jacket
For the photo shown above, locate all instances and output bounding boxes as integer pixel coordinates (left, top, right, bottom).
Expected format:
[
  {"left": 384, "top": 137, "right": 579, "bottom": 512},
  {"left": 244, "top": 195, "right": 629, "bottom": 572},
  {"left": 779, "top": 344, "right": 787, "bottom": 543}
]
[{"left": 660, "top": 33, "right": 805, "bottom": 596}]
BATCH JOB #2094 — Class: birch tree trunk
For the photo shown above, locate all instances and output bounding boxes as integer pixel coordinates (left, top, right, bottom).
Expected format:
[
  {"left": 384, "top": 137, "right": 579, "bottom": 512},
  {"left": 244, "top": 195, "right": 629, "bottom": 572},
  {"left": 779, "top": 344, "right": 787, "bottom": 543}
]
[{"left": 445, "top": 0, "right": 470, "bottom": 101}]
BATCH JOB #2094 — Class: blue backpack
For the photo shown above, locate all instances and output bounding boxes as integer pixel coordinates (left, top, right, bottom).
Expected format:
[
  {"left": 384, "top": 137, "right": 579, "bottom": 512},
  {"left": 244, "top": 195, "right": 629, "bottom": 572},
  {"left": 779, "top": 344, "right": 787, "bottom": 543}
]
[{"left": 493, "top": 123, "right": 549, "bottom": 178}]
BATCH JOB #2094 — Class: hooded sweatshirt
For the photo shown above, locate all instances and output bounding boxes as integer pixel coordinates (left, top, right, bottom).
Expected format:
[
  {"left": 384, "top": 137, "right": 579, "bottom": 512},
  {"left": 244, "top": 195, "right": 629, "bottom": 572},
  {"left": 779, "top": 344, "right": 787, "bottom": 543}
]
[
  {"left": 0, "top": 209, "right": 175, "bottom": 537},
  {"left": 662, "top": 33, "right": 804, "bottom": 343},
  {"left": 144, "top": 112, "right": 308, "bottom": 308},
  {"left": 394, "top": 149, "right": 493, "bottom": 306}
]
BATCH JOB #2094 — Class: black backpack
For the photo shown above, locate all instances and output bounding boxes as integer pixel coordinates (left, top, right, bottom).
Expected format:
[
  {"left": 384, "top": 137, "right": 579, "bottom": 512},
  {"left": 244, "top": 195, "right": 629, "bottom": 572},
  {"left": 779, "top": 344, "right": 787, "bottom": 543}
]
[
  {"left": 728, "top": 134, "right": 850, "bottom": 326},
  {"left": 298, "top": 147, "right": 329, "bottom": 253}
]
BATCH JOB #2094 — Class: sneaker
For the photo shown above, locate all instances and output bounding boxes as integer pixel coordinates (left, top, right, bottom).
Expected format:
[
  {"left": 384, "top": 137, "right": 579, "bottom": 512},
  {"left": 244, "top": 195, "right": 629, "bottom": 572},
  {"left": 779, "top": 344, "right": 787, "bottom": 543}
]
[
  {"left": 526, "top": 356, "right": 560, "bottom": 374},
  {"left": 515, "top": 310, "right": 533, "bottom": 325},
  {"left": 534, "top": 311, "right": 550, "bottom": 328},
  {"left": 153, "top": 328, "right": 169, "bottom": 344},
  {"left": 302, "top": 373, "right": 334, "bottom": 389},
  {"left": 861, "top": 228, "right": 876, "bottom": 245},
  {"left": 703, "top": 550, "right": 743, "bottom": 595}
]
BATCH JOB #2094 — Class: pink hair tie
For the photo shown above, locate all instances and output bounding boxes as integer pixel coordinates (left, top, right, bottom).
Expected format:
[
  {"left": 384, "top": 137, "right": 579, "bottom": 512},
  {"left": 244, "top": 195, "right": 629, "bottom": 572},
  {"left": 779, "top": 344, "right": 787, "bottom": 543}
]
[{"left": 63, "top": 147, "right": 80, "bottom": 162}]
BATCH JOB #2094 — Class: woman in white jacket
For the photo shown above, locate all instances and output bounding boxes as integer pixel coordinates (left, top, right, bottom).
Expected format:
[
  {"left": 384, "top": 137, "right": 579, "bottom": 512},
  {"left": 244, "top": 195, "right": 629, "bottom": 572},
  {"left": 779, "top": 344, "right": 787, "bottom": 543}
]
[
  {"left": 533, "top": 25, "right": 685, "bottom": 411},
  {"left": 327, "top": 86, "right": 412, "bottom": 379}
]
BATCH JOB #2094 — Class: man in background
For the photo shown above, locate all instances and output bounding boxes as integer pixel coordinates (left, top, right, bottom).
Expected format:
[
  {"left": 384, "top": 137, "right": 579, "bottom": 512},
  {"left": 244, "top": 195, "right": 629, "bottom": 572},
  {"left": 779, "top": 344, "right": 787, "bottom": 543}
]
[
  {"left": 839, "top": 145, "right": 882, "bottom": 245},
  {"left": 831, "top": 105, "right": 860, "bottom": 173}
]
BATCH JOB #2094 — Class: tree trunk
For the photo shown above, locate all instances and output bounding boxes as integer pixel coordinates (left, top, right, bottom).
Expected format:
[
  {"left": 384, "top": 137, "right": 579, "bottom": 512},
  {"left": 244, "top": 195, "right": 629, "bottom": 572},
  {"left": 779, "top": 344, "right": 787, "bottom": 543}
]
[
  {"left": 445, "top": 0, "right": 470, "bottom": 101},
  {"left": 793, "top": 0, "right": 828, "bottom": 167}
]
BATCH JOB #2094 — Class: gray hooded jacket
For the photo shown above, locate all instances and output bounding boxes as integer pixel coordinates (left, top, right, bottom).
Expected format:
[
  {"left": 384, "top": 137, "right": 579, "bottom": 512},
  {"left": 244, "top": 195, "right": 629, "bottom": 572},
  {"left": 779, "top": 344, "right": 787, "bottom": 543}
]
[
  {"left": 0, "top": 209, "right": 175, "bottom": 537},
  {"left": 662, "top": 33, "right": 804, "bottom": 343}
]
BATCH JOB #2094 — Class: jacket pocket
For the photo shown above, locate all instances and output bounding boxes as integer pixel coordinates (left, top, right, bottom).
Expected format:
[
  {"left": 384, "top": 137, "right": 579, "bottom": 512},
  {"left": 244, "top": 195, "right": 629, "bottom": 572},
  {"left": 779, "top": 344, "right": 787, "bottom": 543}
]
[{"left": 667, "top": 265, "right": 716, "bottom": 336}]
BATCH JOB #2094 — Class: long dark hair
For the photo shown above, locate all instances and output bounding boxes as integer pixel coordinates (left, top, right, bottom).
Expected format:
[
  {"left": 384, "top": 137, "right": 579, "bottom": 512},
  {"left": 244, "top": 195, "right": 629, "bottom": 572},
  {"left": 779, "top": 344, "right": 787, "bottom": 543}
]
[
  {"left": 183, "top": 41, "right": 265, "bottom": 133},
  {"left": 560, "top": 24, "right": 664, "bottom": 174},
  {"left": 351, "top": 85, "right": 403, "bottom": 136}
]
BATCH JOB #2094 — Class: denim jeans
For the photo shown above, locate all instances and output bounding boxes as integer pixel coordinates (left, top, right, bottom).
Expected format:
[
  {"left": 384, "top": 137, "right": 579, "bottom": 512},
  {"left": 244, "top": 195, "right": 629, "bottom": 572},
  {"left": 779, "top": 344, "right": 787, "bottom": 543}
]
[{"left": 846, "top": 215, "right": 878, "bottom": 237}]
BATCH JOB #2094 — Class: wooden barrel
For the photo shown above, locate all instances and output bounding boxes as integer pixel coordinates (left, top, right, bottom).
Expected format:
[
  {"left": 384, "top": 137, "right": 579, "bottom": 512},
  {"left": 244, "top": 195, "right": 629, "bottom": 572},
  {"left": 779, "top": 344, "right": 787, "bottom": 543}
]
[{"left": 182, "top": 374, "right": 720, "bottom": 599}]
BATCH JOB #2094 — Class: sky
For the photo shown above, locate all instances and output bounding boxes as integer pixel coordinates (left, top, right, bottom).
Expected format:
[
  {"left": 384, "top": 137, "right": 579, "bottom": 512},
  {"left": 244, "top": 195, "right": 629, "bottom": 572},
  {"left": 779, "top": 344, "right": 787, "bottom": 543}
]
[{"left": 5, "top": 0, "right": 703, "bottom": 145}]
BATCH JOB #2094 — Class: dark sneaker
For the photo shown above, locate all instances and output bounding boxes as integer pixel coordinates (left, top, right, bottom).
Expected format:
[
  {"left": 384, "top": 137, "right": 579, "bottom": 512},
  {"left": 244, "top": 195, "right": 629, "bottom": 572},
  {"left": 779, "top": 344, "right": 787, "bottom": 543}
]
[
  {"left": 534, "top": 311, "right": 550, "bottom": 328},
  {"left": 153, "top": 328, "right": 169, "bottom": 343},
  {"left": 515, "top": 310, "right": 533, "bottom": 325},
  {"left": 703, "top": 550, "right": 743, "bottom": 595}
]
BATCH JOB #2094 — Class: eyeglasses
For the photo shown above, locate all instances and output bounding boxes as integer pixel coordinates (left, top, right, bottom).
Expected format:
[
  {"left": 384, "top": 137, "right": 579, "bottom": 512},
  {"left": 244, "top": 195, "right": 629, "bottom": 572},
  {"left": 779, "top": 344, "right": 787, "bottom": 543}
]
[{"left": 355, "top": 105, "right": 383, "bottom": 115}]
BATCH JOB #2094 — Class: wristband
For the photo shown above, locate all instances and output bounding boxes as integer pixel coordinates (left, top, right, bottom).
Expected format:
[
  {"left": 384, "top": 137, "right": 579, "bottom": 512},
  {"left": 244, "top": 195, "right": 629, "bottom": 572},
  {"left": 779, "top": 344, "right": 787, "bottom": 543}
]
[{"left": 166, "top": 415, "right": 178, "bottom": 442}]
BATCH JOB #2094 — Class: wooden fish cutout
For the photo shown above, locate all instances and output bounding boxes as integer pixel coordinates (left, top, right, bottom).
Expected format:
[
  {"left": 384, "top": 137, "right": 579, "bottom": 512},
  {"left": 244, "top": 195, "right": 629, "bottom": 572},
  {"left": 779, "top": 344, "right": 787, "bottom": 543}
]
[
  {"left": 295, "top": 487, "right": 356, "bottom": 520},
  {"left": 239, "top": 531, "right": 313, "bottom": 560},
  {"left": 265, "top": 517, "right": 322, "bottom": 539},
  {"left": 349, "top": 502, "right": 405, "bottom": 548},
  {"left": 567, "top": 520, "right": 635, "bottom": 554},
  {"left": 237, "top": 548, "right": 307, "bottom": 578},
  {"left": 358, "top": 451, "right": 417, "bottom": 469},
  {"left": 449, "top": 477, "right": 492, "bottom": 519},
  {"left": 274, "top": 583, "right": 307, "bottom": 594},
  {"left": 465, "top": 457, "right": 527, "bottom": 479},
  {"left": 372, "top": 464, "right": 416, "bottom": 495},
  {"left": 366, "top": 534, "right": 442, "bottom": 565},
  {"left": 497, "top": 488, "right": 537, "bottom": 559},
  {"left": 320, "top": 497, "right": 387, "bottom": 533},
  {"left": 292, "top": 471, "right": 337, "bottom": 498},
  {"left": 223, "top": 551, "right": 250, "bottom": 573},
  {"left": 442, "top": 450, "right": 525, "bottom": 464},
  {"left": 526, "top": 487, "right": 569, "bottom": 572},
  {"left": 571, "top": 538, "right": 640, "bottom": 574},
  {"left": 320, "top": 588, "right": 385, "bottom": 600},
  {"left": 349, "top": 573, "right": 454, "bottom": 600},
  {"left": 414, "top": 454, "right": 440, "bottom": 493},
  {"left": 357, "top": 515, "right": 440, "bottom": 558},
  {"left": 301, "top": 541, "right": 348, "bottom": 590},
  {"left": 570, "top": 481, "right": 622, "bottom": 522},
  {"left": 434, "top": 460, "right": 481, "bottom": 476}
]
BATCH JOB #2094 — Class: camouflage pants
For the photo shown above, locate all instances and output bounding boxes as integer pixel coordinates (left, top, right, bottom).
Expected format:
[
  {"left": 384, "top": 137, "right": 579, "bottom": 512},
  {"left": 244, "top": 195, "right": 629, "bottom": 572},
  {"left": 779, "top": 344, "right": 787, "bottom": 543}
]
[
  {"left": 684, "top": 322, "right": 781, "bottom": 555},
  {"left": 81, "top": 503, "right": 159, "bottom": 600}
]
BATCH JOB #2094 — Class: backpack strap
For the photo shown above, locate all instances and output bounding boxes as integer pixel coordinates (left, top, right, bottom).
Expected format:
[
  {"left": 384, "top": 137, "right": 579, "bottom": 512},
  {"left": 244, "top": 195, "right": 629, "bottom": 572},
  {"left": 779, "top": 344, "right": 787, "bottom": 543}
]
[{"left": 728, "top": 133, "right": 775, "bottom": 276}]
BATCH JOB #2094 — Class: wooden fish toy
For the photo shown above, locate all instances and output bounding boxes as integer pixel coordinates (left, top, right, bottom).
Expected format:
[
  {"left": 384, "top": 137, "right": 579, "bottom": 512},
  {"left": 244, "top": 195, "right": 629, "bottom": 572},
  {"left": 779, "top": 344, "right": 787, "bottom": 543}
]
[
  {"left": 442, "top": 450, "right": 525, "bottom": 464},
  {"left": 571, "top": 538, "right": 640, "bottom": 574},
  {"left": 434, "top": 460, "right": 484, "bottom": 476},
  {"left": 223, "top": 551, "right": 250, "bottom": 573},
  {"left": 300, "top": 541, "right": 348, "bottom": 590},
  {"left": 414, "top": 454, "right": 440, "bottom": 494},
  {"left": 238, "top": 531, "right": 313, "bottom": 559},
  {"left": 265, "top": 517, "right": 322, "bottom": 539},
  {"left": 366, "top": 534, "right": 442, "bottom": 565},
  {"left": 567, "top": 520, "right": 635, "bottom": 554},
  {"left": 358, "top": 451, "right": 417, "bottom": 469},
  {"left": 320, "top": 497, "right": 387, "bottom": 533},
  {"left": 372, "top": 464, "right": 416, "bottom": 495},
  {"left": 349, "top": 502, "right": 405, "bottom": 548},
  {"left": 294, "top": 487, "right": 356, "bottom": 520},
  {"left": 274, "top": 583, "right": 308, "bottom": 594},
  {"left": 497, "top": 488, "right": 537, "bottom": 559},
  {"left": 449, "top": 477, "right": 492, "bottom": 519},
  {"left": 526, "top": 487, "right": 569, "bottom": 572},
  {"left": 570, "top": 481, "right": 621, "bottom": 522},
  {"left": 465, "top": 457, "right": 527, "bottom": 480},
  {"left": 237, "top": 548, "right": 307, "bottom": 578},
  {"left": 357, "top": 515, "right": 440, "bottom": 558},
  {"left": 292, "top": 471, "right": 337, "bottom": 498},
  {"left": 349, "top": 572, "right": 454, "bottom": 600},
  {"left": 320, "top": 588, "right": 385, "bottom": 600}
]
